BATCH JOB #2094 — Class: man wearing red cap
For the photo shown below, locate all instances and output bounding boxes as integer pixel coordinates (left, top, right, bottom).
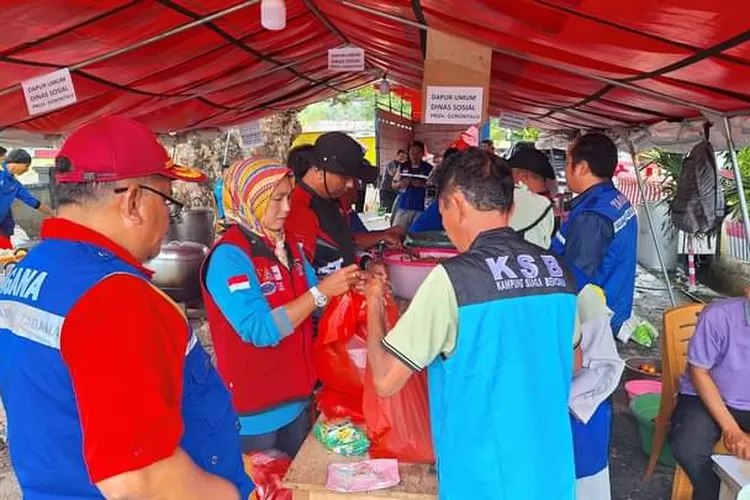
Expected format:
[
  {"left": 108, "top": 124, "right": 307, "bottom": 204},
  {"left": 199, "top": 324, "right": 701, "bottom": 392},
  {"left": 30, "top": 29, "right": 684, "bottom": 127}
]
[{"left": 0, "top": 116, "right": 253, "bottom": 499}]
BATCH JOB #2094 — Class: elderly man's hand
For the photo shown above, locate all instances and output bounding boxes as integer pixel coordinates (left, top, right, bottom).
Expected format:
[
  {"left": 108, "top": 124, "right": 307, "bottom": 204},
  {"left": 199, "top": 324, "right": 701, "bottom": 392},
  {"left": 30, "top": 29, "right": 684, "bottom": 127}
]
[{"left": 724, "top": 428, "right": 750, "bottom": 460}]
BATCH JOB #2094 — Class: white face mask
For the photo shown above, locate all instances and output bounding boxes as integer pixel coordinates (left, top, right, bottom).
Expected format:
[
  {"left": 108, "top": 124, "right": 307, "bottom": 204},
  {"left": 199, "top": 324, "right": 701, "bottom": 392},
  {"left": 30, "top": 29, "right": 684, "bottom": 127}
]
[{"left": 515, "top": 181, "right": 530, "bottom": 191}]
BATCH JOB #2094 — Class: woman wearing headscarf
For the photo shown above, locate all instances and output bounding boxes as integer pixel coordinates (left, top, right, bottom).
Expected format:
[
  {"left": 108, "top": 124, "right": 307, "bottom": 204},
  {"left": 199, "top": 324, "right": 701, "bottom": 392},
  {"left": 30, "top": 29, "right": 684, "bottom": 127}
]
[{"left": 200, "top": 158, "right": 360, "bottom": 457}]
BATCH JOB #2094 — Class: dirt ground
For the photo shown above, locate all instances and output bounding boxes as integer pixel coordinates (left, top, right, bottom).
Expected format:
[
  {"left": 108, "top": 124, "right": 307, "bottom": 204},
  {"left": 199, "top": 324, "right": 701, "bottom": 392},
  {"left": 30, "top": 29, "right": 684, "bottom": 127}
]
[{"left": 0, "top": 265, "right": 712, "bottom": 499}]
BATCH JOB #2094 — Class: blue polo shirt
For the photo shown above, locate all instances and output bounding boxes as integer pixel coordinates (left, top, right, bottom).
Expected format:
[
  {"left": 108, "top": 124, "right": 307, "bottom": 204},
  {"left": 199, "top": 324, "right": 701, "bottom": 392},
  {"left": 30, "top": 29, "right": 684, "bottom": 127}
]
[{"left": 398, "top": 161, "right": 432, "bottom": 211}]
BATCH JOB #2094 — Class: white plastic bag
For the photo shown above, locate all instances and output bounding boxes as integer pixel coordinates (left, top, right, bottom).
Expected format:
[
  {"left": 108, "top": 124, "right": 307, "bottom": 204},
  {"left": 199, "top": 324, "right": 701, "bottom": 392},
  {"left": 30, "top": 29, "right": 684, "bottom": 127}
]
[{"left": 10, "top": 225, "right": 30, "bottom": 248}]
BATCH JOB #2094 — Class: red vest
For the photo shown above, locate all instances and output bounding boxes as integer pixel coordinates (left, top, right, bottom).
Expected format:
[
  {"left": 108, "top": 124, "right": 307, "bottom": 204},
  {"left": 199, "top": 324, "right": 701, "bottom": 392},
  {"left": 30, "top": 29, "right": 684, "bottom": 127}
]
[{"left": 200, "top": 225, "right": 316, "bottom": 415}]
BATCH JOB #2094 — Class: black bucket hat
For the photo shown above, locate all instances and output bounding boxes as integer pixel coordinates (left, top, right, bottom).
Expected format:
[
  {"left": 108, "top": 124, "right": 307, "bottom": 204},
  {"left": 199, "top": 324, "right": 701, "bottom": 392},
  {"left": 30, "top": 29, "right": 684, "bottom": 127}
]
[
  {"left": 508, "top": 148, "right": 555, "bottom": 180},
  {"left": 313, "top": 132, "right": 377, "bottom": 183}
]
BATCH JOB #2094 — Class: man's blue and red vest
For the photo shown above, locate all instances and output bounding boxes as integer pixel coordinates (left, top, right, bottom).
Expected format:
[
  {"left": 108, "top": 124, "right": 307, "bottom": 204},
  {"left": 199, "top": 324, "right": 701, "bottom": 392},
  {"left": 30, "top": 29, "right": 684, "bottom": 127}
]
[
  {"left": 552, "top": 181, "right": 637, "bottom": 333},
  {"left": 0, "top": 237, "right": 253, "bottom": 498}
]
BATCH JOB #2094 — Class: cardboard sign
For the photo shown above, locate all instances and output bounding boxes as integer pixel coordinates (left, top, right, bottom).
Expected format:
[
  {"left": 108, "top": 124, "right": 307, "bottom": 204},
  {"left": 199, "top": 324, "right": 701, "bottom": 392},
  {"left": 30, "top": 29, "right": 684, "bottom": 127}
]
[
  {"left": 500, "top": 112, "right": 528, "bottom": 130},
  {"left": 424, "top": 86, "right": 484, "bottom": 125},
  {"left": 22, "top": 68, "right": 77, "bottom": 116},
  {"left": 421, "top": 30, "right": 491, "bottom": 124},
  {"left": 239, "top": 121, "right": 264, "bottom": 149},
  {"left": 328, "top": 47, "right": 365, "bottom": 72}
]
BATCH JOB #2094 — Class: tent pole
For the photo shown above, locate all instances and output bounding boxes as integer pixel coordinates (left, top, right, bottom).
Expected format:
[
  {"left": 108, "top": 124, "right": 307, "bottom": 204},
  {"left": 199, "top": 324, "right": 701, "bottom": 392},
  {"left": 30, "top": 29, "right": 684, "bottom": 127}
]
[
  {"left": 722, "top": 117, "right": 750, "bottom": 249},
  {"left": 623, "top": 133, "right": 677, "bottom": 307},
  {"left": 221, "top": 130, "right": 231, "bottom": 165}
]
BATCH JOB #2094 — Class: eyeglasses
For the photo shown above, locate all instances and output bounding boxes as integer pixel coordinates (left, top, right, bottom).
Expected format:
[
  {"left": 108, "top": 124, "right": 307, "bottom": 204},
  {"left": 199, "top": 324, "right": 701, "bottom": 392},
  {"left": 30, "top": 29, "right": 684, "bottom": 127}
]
[{"left": 114, "top": 185, "right": 184, "bottom": 220}]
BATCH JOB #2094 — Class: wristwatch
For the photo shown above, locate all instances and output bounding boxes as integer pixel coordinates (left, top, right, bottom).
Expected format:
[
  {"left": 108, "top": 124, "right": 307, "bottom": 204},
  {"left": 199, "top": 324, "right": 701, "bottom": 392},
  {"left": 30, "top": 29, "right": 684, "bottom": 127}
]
[{"left": 309, "top": 286, "right": 329, "bottom": 308}]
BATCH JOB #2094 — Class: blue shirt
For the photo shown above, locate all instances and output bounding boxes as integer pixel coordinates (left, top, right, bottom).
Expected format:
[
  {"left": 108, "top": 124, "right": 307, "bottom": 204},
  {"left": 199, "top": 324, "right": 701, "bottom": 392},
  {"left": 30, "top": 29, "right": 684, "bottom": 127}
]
[
  {"left": 398, "top": 161, "right": 432, "bottom": 211},
  {"left": 410, "top": 201, "right": 442, "bottom": 232},
  {"left": 205, "top": 243, "right": 317, "bottom": 435},
  {"left": 0, "top": 162, "right": 41, "bottom": 226}
]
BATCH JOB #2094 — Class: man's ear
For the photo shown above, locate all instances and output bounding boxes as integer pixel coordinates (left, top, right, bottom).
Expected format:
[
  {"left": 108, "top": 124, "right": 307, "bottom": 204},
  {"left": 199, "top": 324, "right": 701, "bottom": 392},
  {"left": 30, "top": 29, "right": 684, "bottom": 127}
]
[
  {"left": 574, "top": 159, "right": 591, "bottom": 177},
  {"left": 119, "top": 185, "right": 144, "bottom": 226},
  {"left": 453, "top": 190, "right": 470, "bottom": 223}
]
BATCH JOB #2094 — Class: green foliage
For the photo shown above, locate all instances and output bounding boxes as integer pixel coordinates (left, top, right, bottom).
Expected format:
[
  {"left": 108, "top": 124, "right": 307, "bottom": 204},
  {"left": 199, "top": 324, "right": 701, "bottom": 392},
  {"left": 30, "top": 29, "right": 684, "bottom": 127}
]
[
  {"left": 511, "top": 127, "right": 540, "bottom": 142},
  {"left": 721, "top": 147, "right": 750, "bottom": 218},
  {"left": 297, "top": 86, "right": 412, "bottom": 131},
  {"left": 640, "top": 148, "right": 684, "bottom": 203},
  {"left": 488, "top": 119, "right": 539, "bottom": 146},
  {"left": 641, "top": 146, "right": 750, "bottom": 221},
  {"left": 298, "top": 88, "right": 376, "bottom": 128}
]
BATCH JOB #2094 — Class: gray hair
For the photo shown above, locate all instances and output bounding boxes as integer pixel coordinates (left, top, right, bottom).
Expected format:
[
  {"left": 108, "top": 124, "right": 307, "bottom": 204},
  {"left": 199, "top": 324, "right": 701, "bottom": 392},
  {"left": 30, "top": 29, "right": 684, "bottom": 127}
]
[{"left": 52, "top": 179, "right": 118, "bottom": 208}]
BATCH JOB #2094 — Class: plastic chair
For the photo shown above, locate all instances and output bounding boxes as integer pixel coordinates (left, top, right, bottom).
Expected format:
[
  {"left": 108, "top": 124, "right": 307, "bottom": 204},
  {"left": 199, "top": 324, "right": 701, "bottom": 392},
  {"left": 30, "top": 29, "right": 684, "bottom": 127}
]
[{"left": 644, "top": 303, "right": 704, "bottom": 481}]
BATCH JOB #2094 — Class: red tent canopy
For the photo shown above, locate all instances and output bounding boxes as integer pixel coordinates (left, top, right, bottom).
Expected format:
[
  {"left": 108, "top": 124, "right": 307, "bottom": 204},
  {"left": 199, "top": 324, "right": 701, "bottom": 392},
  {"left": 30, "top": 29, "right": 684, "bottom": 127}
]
[{"left": 2, "top": 1, "right": 750, "bottom": 135}]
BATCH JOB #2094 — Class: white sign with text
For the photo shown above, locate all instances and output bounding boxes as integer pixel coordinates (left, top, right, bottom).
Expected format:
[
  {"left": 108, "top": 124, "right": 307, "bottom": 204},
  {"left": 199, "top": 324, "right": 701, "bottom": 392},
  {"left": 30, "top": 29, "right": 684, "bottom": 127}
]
[
  {"left": 424, "top": 86, "right": 484, "bottom": 125},
  {"left": 22, "top": 68, "right": 78, "bottom": 116},
  {"left": 239, "top": 121, "right": 264, "bottom": 149},
  {"left": 328, "top": 47, "right": 365, "bottom": 72},
  {"left": 500, "top": 112, "right": 528, "bottom": 130}
]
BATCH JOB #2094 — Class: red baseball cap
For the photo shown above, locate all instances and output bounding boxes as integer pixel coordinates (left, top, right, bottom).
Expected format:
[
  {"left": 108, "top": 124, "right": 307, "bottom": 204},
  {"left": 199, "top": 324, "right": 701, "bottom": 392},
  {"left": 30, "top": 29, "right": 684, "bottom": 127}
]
[{"left": 55, "top": 116, "right": 207, "bottom": 184}]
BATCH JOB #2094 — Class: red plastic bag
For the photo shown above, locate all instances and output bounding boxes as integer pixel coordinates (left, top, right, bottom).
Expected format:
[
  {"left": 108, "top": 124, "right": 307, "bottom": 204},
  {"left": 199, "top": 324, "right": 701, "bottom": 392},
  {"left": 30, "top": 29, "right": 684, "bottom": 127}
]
[
  {"left": 244, "top": 451, "right": 292, "bottom": 500},
  {"left": 363, "top": 366, "right": 435, "bottom": 464},
  {"left": 314, "top": 292, "right": 435, "bottom": 464},
  {"left": 313, "top": 293, "right": 367, "bottom": 422}
]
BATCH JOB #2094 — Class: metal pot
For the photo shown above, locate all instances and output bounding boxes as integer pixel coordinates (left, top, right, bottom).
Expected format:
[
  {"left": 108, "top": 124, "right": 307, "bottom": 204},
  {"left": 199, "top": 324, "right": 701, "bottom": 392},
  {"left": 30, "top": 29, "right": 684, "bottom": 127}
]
[
  {"left": 167, "top": 208, "right": 215, "bottom": 247},
  {"left": 146, "top": 240, "right": 208, "bottom": 304}
]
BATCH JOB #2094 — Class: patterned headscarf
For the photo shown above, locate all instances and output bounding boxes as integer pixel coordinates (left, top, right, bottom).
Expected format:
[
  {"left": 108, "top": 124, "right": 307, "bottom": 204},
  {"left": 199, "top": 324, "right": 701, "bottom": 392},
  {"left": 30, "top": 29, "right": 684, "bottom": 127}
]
[{"left": 222, "top": 158, "right": 293, "bottom": 264}]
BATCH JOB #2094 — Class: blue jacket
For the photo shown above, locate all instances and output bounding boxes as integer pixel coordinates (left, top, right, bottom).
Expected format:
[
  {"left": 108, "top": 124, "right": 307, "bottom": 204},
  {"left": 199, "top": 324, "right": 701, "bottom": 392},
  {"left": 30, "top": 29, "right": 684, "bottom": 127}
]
[
  {"left": 552, "top": 182, "right": 637, "bottom": 333},
  {"left": 430, "top": 228, "right": 577, "bottom": 499},
  {"left": 0, "top": 237, "right": 253, "bottom": 499},
  {"left": 0, "top": 162, "right": 40, "bottom": 235}
]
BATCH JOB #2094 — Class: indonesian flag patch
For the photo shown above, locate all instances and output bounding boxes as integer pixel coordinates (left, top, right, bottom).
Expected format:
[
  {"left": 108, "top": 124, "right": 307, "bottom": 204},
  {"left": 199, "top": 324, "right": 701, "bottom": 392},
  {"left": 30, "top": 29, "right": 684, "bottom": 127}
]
[{"left": 227, "top": 275, "right": 251, "bottom": 293}]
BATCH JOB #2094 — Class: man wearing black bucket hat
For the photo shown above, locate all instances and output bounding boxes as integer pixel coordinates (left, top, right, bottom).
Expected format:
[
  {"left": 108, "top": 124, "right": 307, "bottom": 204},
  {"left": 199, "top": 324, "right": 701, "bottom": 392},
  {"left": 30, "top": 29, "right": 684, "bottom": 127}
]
[
  {"left": 286, "top": 132, "right": 403, "bottom": 279},
  {"left": 508, "top": 147, "right": 557, "bottom": 197}
]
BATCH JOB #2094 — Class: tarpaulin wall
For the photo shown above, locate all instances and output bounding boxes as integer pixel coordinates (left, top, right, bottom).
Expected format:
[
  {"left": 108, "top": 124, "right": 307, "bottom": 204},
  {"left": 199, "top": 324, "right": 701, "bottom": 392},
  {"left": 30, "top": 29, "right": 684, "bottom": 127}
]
[{"left": 3, "top": 1, "right": 750, "bottom": 142}]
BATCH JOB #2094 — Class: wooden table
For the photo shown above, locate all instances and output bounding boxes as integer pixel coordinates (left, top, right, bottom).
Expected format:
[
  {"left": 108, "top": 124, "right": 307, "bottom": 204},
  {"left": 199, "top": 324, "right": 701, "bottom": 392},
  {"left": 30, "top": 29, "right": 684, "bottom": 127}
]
[
  {"left": 712, "top": 455, "right": 750, "bottom": 500},
  {"left": 283, "top": 430, "right": 437, "bottom": 500}
]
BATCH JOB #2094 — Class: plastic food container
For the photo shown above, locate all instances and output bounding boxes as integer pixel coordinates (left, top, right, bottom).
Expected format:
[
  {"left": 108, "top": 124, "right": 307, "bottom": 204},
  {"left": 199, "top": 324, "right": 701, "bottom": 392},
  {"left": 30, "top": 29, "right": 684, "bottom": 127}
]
[
  {"left": 384, "top": 247, "right": 458, "bottom": 300},
  {"left": 624, "top": 356, "right": 662, "bottom": 379}
]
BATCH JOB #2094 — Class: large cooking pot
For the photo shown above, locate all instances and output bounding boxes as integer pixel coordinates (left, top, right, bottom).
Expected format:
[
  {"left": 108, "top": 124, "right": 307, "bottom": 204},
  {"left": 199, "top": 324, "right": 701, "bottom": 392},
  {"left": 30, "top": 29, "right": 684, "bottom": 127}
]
[
  {"left": 146, "top": 240, "right": 208, "bottom": 304},
  {"left": 168, "top": 208, "right": 215, "bottom": 247}
]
